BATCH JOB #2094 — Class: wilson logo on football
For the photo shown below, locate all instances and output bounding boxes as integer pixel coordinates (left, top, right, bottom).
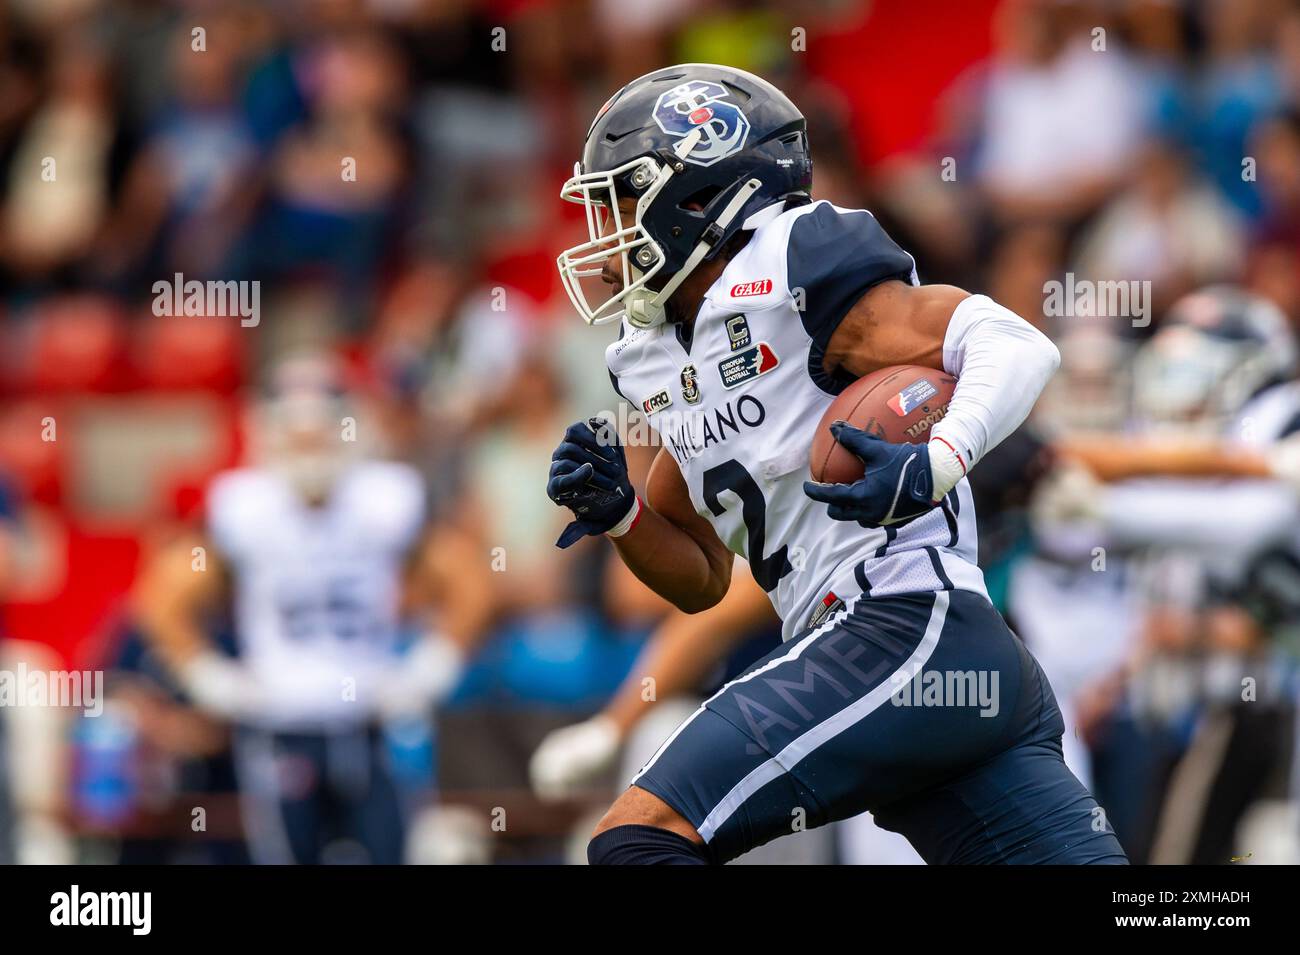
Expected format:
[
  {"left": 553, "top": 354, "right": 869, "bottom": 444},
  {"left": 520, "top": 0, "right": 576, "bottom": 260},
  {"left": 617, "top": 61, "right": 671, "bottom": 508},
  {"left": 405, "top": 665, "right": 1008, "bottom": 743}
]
[{"left": 730, "top": 279, "right": 773, "bottom": 297}]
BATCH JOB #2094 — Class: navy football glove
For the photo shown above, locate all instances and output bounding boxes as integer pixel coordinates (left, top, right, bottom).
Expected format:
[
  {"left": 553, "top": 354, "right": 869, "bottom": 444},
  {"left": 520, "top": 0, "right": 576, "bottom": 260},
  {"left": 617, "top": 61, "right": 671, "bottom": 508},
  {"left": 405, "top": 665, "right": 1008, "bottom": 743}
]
[
  {"left": 804, "top": 421, "right": 937, "bottom": 528},
  {"left": 548, "top": 417, "right": 635, "bottom": 548}
]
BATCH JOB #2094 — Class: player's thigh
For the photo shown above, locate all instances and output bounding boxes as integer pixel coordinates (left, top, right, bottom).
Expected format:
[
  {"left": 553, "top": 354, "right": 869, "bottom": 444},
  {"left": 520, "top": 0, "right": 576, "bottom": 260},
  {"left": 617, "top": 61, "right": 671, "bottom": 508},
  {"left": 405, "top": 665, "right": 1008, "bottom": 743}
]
[
  {"left": 865, "top": 607, "right": 1129, "bottom": 864},
  {"left": 781, "top": 588, "right": 1038, "bottom": 816},
  {"left": 876, "top": 735, "right": 1129, "bottom": 864},
  {"left": 632, "top": 591, "right": 968, "bottom": 863}
]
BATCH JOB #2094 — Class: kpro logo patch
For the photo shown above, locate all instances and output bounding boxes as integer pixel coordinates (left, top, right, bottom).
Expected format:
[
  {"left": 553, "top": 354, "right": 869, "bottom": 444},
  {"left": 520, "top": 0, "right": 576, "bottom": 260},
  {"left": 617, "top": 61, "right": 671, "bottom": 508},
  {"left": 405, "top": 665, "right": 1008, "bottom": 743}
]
[{"left": 641, "top": 388, "right": 673, "bottom": 415}]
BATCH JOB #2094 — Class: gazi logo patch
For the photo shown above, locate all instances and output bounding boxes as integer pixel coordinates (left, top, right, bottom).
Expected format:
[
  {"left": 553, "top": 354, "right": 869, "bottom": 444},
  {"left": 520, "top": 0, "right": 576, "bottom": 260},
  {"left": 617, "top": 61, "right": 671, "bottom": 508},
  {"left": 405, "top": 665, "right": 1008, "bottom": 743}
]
[{"left": 730, "top": 279, "right": 772, "bottom": 297}]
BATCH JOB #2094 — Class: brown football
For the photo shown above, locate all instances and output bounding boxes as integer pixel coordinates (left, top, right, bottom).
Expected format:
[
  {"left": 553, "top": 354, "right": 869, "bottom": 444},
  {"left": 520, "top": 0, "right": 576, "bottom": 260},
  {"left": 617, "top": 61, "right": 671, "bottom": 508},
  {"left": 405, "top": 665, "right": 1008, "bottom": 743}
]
[{"left": 809, "top": 365, "right": 957, "bottom": 484}]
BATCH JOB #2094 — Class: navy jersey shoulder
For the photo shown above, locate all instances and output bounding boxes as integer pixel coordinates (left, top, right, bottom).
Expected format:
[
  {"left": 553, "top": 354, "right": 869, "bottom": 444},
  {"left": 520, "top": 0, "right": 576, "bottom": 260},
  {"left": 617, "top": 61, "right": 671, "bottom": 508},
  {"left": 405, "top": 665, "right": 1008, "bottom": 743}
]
[
  {"left": 606, "top": 201, "right": 917, "bottom": 400},
  {"left": 786, "top": 202, "right": 917, "bottom": 393}
]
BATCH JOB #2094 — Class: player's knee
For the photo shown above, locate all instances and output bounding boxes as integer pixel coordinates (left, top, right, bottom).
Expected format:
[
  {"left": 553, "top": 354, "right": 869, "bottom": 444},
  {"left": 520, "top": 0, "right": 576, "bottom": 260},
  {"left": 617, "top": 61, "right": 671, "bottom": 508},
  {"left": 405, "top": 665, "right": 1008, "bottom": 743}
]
[
  {"left": 589, "top": 786, "right": 709, "bottom": 864},
  {"left": 593, "top": 785, "right": 696, "bottom": 837},
  {"left": 587, "top": 824, "right": 711, "bottom": 865}
]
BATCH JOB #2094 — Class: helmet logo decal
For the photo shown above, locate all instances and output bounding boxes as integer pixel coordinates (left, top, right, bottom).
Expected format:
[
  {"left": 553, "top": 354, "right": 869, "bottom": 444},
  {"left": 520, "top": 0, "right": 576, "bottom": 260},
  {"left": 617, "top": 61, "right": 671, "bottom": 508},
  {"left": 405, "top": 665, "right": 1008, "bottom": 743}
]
[{"left": 653, "top": 80, "right": 749, "bottom": 167}]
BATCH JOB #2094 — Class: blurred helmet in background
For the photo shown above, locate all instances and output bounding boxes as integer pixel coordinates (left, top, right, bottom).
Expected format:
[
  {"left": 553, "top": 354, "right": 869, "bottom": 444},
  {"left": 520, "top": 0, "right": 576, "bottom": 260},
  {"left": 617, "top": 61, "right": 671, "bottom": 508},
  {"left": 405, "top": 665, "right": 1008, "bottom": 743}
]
[
  {"left": 1132, "top": 286, "right": 1298, "bottom": 431},
  {"left": 557, "top": 63, "right": 812, "bottom": 328},
  {"left": 255, "top": 351, "right": 360, "bottom": 502}
]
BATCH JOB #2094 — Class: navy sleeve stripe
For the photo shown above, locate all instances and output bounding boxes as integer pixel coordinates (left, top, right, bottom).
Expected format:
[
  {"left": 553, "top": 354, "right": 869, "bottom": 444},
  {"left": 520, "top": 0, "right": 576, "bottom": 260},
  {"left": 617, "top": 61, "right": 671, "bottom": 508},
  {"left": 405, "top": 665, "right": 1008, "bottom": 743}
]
[
  {"left": 1278, "top": 409, "right": 1300, "bottom": 440},
  {"left": 786, "top": 204, "right": 915, "bottom": 395}
]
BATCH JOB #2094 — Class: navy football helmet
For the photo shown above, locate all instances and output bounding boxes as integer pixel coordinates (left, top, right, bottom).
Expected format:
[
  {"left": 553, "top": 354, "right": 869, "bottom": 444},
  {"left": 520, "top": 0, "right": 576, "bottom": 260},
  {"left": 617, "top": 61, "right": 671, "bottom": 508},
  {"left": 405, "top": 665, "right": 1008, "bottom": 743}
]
[{"left": 558, "top": 64, "right": 812, "bottom": 328}]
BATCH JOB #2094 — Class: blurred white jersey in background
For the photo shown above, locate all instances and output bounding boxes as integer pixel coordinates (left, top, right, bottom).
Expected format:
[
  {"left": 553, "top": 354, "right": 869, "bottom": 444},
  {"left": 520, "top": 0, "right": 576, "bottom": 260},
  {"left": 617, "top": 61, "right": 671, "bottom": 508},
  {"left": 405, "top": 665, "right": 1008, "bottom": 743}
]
[{"left": 207, "top": 461, "right": 426, "bottom": 730}]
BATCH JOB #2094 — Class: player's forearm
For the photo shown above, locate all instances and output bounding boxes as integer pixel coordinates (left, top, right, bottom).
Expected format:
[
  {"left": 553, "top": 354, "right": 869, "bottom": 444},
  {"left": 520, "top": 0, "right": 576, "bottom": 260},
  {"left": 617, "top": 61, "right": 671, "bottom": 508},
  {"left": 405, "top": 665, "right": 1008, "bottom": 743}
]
[
  {"left": 610, "top": 506, "right": 731, "bottom": 614},
  {"left": 130, "top": 539, "right": 224, "bottom": 678},
  {"left": 1059, "top": 436, "right": 1271, "bottom": 482},
  {"left": 928, "top": 295, "right": 1061, "bottom": 496},
  {"left": 133, "top": 597, "right": 216, "bottom": 676}
]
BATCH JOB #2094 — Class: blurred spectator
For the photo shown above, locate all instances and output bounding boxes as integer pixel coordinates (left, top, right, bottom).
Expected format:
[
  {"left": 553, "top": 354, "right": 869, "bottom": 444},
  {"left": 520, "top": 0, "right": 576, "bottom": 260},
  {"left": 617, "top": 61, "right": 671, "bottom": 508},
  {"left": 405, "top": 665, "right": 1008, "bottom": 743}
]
[
  {"left": 1075, "top": 138, "right": 1245, "bottom": 313},
  {"left": 234, "top": 28, "right": 411, "bottom": 313},
  {"left": 97, "top": 18, "right": 259, "bottom": 284},
  {"left": 463, "top": 351, "right": 578, "bottom": 615},
  {"left": 1189, "top": 0, "right": 1285, "bottom": 218},
  {"left": 1, "top": 29, "right": 116, "bottom": 282},
  {"left": 973, "top": 0, "right": 1147, "bottom": 225}
]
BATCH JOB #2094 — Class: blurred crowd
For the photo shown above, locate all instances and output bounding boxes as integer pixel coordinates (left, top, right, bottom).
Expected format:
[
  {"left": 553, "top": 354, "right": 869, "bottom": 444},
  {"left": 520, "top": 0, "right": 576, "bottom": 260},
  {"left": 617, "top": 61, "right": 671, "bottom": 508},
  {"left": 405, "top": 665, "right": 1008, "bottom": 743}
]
[{"left": 1, "top": 0, "right": 1299, "bottom": 864}]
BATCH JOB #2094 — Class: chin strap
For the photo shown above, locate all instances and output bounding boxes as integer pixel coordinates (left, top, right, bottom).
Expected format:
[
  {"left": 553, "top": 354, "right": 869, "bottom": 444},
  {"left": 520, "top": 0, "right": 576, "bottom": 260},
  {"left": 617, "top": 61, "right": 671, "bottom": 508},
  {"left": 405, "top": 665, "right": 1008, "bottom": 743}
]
[{"left": 626, "top": 176, "right": 764, "bottom": 328}]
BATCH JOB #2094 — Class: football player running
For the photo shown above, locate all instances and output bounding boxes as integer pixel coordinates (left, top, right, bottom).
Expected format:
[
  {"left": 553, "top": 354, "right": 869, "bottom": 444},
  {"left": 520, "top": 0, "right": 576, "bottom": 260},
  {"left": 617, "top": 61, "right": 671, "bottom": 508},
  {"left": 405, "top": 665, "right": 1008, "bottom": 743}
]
[
  {"left": 547, "top": 64, "right": 1127, "bottom": 864},
  {"left": 135, "top": 352, "right": 490, "bottom": 864}
]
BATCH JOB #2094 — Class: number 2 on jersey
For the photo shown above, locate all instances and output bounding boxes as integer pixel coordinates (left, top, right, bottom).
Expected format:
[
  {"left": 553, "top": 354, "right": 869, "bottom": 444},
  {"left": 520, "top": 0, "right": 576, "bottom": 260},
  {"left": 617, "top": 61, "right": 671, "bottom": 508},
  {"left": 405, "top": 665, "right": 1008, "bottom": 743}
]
[{"left": 701, "top": 459, "right": 792, "bottom": 592}]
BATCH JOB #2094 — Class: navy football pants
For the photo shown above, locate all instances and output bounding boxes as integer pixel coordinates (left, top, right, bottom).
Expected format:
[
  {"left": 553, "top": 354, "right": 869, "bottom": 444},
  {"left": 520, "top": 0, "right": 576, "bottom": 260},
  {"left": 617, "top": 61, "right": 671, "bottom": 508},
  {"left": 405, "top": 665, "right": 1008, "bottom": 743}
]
[
  {"left": 634, "top": 589, "right": 1128, "bottom": 864},
  {"left": 235, "top": 725, "right": 405, "bottom": 865}
]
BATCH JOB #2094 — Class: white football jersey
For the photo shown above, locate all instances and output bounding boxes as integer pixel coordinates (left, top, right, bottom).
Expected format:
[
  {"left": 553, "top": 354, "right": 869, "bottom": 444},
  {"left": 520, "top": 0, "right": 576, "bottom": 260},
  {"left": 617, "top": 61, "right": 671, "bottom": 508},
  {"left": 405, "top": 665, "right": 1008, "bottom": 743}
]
[
  {"left": 608, "top": 200, "right": 986, "bottom": 641},
  {"left": 207, "top": 461, "right": 425, "bottom": 729}
]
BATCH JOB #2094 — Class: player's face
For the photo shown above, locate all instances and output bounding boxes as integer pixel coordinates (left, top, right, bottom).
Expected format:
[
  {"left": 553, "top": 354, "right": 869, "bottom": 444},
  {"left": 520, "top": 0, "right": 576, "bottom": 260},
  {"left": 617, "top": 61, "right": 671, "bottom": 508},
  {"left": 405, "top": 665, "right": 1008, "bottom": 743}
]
[
  {"left": 598, "top": 197, "right": 639, "bottom": 291},
  {"left": 596, "top": 196, "right": 709, "bottom": 325},
  {"left": 261, "top": 391, "right": 355, "bottom": 503},
  {"left": 558, "top": 157, "right": 676, "bottom": 327}
]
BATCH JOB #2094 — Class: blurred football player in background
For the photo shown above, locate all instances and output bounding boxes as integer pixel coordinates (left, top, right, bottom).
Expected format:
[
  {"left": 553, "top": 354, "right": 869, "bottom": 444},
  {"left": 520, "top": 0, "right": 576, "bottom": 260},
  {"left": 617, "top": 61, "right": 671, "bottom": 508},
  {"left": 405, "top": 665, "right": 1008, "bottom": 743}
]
[
  {"left": 134, "top": 353, "right": 490, "bottom": 863},
  {"left": 1025, "top": 286, "right": 1300, "bottom": 862}
]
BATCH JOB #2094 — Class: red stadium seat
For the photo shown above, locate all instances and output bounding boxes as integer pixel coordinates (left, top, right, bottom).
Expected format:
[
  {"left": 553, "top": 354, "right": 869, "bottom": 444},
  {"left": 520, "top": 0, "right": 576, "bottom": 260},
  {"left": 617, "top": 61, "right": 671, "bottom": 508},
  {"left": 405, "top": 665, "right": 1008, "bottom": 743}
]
[
  {"left": 7, "top": 295, "right": 130, "bottom": 394},
  {"left": 132, "top": 312, "right": 245, "bottom": 393}
]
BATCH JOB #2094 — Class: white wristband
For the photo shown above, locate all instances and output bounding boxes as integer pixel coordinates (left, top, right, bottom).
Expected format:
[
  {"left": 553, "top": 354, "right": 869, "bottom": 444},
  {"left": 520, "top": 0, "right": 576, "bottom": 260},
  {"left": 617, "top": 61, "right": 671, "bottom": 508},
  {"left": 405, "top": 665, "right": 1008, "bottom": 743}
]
[
  {"left": 928, "top": 437, "right": 967, "bottom": 501},
  {"left": 605, "top": 495, "right": 642, "bottom": 538}
]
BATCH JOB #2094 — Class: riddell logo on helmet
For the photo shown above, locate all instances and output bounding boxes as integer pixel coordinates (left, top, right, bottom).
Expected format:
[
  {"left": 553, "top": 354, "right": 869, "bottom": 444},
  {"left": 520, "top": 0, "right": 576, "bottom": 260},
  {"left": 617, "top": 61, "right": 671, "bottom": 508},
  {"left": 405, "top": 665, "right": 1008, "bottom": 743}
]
[{"left": 731, "top": 279, "right": 772, "bottom": 297}]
